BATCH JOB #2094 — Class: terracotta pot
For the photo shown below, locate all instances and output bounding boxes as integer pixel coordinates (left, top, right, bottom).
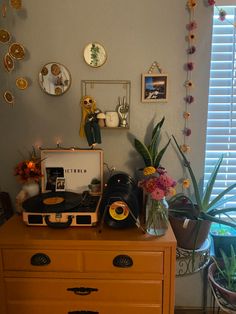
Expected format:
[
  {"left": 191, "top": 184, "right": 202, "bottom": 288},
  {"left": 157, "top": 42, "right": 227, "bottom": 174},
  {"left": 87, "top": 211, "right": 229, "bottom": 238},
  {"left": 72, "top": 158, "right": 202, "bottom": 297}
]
[
  {"left": 208, "top": 262, "right": 236, "bottom": 306},
  {"left": 169, "top": 215, "right": 211, "bottom": 250}
]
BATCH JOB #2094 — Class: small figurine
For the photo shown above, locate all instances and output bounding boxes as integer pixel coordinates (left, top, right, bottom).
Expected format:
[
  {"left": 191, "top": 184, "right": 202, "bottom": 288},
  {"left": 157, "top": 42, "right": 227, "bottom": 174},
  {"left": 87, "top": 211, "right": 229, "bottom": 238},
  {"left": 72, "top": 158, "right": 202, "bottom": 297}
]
[
  {"left": 79, "top": 95, "right": 101, "bottom": 147},
  {"left": 117, "top": 96, "right": 129, "bottom": 127}
]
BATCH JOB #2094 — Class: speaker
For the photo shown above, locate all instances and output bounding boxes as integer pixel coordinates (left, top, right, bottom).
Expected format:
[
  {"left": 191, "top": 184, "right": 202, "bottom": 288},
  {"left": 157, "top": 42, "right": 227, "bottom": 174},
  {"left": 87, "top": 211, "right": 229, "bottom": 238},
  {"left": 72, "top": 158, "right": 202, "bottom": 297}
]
[{"left": 99, "top": 172, "right": 140, "bottom": 228}]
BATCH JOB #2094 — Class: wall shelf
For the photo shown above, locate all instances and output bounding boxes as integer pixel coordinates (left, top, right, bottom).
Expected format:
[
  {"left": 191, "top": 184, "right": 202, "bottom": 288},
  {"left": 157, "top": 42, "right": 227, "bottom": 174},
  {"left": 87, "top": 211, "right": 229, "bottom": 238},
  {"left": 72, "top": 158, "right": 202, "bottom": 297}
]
[{"left": 81, "top": 80, "right": 131, "bottom": 129}]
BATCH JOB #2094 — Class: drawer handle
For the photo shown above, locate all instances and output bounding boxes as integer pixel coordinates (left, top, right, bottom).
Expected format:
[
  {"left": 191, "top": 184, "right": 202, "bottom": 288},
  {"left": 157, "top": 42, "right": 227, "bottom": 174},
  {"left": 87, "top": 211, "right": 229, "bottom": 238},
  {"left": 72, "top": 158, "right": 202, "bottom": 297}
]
[
  {"left": 67, "top": 287, "right": 98, "bottom": 296},
  {"left": 113, "top": 254, "right": 133, "bottom": 268},
  {"left": 44, "top": 215, "right": 73, "bottom": 228},
  {"left": 31, "top": 253, "right": 51, "bottom": 266},
  {"left": 68, "top": 311, "right": 99, "bottom": 314}
]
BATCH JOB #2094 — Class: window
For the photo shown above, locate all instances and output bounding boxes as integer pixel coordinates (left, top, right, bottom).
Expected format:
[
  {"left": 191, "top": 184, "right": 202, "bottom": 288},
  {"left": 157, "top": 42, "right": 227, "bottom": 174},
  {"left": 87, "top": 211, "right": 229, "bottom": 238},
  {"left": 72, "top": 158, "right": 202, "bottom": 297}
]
[{"left": 204, "top": 5, "right": 236, "bottom": 211}]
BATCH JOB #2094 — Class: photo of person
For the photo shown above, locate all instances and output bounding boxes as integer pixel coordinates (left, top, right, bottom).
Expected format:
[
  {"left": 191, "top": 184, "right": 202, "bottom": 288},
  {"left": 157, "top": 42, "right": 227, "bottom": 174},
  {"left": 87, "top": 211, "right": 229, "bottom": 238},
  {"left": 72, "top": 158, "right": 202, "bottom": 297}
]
[{"left": 56, "top": 177, "right": 65, "bottom": 192}]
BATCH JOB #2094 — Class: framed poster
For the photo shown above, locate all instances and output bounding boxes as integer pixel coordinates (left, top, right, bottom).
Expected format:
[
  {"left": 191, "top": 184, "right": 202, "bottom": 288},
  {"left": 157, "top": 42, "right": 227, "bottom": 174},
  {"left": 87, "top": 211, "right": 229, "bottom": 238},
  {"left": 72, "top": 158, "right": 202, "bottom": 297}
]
[{"left": 142, "top": 73, "right": 168, "bottom": 103}]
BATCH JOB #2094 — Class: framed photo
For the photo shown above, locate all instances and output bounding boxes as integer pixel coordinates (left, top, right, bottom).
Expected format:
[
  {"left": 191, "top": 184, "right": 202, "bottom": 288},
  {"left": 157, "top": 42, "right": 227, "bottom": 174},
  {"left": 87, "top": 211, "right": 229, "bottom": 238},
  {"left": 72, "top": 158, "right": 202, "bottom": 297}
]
[
  {"left": 56, "top": 177, "right": 66, "bottom": 192},
  {"left": 142, "top": 73, "right": 168, "bottom": 103}
]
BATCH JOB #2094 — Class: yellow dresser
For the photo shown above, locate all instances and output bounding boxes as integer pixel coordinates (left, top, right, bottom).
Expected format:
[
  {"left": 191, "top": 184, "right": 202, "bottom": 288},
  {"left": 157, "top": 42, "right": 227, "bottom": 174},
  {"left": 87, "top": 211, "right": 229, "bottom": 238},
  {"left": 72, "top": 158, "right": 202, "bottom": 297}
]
[{"left": 0, "top": 215, "right": 176, "bottom": 314}]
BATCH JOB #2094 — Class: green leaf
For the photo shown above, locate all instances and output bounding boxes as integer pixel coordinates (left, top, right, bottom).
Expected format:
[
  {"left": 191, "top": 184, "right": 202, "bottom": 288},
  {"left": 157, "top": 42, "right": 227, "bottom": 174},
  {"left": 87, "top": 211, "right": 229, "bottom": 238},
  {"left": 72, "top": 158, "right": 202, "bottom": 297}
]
[
  {"left": 207, "top": 183, "right": 236, "bottom": 211},
  {"left": 154, "top": 138, "right": 171, "bottom": 167},
  {"left": 134, "top": 138, "right": 153, "bottom": 166},
  {"left": 152, "top": 116, "right": 165, "bottom": 139},
  {"left": 202, "top": 156, "right": 223, "bottom": 209},
  {"left": 172, "top": 136, "right": 203, "bottom": 211},
  {"left": 200, "top": 212, "right": 236, "bottom": 228},
  {"left": 149, "top": 117, "right": 165, "bottom": 162}
]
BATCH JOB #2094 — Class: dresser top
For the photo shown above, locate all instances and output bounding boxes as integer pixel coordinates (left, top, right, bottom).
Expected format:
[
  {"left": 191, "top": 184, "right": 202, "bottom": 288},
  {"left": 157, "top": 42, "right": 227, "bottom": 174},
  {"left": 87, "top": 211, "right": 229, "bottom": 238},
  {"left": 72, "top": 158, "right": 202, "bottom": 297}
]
[{"left": 0, "top": 215, "right": 176, "bottom": 250}]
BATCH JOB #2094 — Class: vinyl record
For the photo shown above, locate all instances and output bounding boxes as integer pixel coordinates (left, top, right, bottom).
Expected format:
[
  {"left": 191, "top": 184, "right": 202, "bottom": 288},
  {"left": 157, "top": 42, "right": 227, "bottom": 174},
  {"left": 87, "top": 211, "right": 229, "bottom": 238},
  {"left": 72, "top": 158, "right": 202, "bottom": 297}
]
[
  {"left": 99, "top": 172, "right": 140, "bottom": 229},
  {"left": 23, "top": 191, "right": 81, "bottom": 213}
]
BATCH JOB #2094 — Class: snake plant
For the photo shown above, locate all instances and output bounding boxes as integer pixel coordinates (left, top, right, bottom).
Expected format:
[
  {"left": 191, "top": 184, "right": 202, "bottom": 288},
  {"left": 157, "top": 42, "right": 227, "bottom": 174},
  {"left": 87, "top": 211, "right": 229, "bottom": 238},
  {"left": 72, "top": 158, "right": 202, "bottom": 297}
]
[
  {"left": 169, "top": 136, "right": 236, "bottom": 228},
  {"left": 134, "top": 117, "right": 171, "bottom": 168}
]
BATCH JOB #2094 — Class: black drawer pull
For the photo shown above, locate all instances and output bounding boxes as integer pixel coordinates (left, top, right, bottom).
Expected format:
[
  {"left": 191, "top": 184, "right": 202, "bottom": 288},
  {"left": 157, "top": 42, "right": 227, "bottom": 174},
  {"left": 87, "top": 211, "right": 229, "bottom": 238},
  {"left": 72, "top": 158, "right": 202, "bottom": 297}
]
[
  {"left": 68, "top": 311, "right": 99, "bottom": 314},
  {"left": 67, "top": 287, "right": 98, "bottom": 295},
  {"left": 31, "top": 253, "right": 51, "bottom": 266},
  {"left": 113, "top": 254, "right": 133, "bottom": 268}
]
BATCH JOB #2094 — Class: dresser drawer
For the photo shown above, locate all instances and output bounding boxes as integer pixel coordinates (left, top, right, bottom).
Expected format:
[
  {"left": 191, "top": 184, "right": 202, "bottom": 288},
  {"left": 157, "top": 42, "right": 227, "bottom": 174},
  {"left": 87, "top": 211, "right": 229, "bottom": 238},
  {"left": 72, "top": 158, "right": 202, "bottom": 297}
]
[
  {"left": 2, "top": 249, "right": 83, "bottom": 272},
  {"left": 6, "top": 302, "right": 162, "bottom": 314},
  {"left": 5, "top": 277, "right": 162, "bottom": 304},
  {"left": 84, "top": 251, "right": 164, "bottom": 274}
]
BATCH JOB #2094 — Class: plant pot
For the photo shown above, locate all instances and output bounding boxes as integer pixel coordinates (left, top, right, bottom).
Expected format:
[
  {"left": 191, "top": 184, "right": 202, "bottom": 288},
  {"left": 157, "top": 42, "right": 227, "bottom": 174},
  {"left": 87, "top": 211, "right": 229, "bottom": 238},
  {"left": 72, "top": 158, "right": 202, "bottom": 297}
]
[
  {"left": 208, "top": 262, "right": 236, "bottom": 306},
  {"left": 169, "top": 215, "right": 211, "bottom": 250},
  {"left": 210, "top": 224, "right": 236, "bottom": 258}
]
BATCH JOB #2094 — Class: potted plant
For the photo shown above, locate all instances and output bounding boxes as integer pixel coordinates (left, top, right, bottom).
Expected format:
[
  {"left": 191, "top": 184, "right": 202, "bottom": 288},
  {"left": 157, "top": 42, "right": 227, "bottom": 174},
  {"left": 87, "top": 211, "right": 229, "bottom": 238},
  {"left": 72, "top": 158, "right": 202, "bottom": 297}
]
[
  {"left": 134, "top": 116, "right": 171, "bottom": 170},
  {"left": 168, "top": 136, "right": 236, "bottom": 250},
  {"left": 208, "top": 245, "right": 236, "bottom": 306},
  {"left": 88, "top": 178, "right": 101, "bottom": 194},
  {"left": 210, "top": 223, "right": 236, "bottom": 258}
]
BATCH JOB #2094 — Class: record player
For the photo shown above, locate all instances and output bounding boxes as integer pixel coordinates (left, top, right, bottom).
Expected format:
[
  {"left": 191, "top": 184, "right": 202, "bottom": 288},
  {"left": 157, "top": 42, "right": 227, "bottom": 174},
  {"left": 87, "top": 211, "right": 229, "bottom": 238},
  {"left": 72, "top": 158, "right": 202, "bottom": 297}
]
[{"left": 22, "top": 148, "right": 103, "bottom": 227}]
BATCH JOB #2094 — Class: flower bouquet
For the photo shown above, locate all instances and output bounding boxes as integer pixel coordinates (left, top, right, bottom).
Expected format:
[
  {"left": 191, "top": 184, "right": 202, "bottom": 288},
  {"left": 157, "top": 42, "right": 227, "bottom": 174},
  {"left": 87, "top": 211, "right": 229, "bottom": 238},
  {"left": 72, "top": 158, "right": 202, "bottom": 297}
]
[
  {"left": 14, "top": 153, "right": 42, "bottom": 184},
  {"left": 139, "top": 166, "right": 176, "bottom": 235}
]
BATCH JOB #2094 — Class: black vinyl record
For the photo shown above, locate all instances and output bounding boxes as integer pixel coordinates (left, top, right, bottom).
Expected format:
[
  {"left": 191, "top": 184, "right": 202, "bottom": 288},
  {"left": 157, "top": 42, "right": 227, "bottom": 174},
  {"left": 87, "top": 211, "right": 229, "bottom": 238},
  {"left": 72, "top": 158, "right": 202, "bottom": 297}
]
[
  {"left": 23, "top": 191, "right": 99, "bottom": 213},
  {"left": 99, "top": 172, "right": 140, "bottom": 228}
]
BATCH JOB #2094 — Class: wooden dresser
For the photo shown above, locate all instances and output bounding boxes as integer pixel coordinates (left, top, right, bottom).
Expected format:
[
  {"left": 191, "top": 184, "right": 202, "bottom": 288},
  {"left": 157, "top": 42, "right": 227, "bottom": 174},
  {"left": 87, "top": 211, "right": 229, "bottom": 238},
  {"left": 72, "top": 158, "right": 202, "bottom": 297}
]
[{"left": 0, "top": 215, "right": 176, "bottom": 314}]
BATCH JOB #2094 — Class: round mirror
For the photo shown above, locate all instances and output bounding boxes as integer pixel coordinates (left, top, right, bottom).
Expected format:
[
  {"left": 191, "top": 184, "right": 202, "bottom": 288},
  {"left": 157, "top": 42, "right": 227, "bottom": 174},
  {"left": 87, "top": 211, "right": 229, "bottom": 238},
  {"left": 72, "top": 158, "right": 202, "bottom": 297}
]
[
  {"left": 83, "top": 42, "right": 107, "bottom": 68},
  {"left": 38, "top": 62, "right": 71, "bottom": 96}
]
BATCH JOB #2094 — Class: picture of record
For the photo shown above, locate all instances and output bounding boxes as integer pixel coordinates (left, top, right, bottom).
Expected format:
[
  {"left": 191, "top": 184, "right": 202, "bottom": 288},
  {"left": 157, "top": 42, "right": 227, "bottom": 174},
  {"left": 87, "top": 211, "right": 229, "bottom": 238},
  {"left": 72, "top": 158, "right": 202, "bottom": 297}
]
[
  {"left": 9, "top": 42, "right": 25, "bottom": 60},
  {"left": 3, "top": 53, "right": 14, "bottom": 72},
  {"left": 16, "top": 77, "right": 28, "bottom": 90},
  {"left": 10, "top": 0, "right": 22, "bottom": 10},
  {"left": 0, "top": 29, "right": 11, "bottom": 43},
  {"left": 3, "top": 90, "right": 14, "bottom": 104}
]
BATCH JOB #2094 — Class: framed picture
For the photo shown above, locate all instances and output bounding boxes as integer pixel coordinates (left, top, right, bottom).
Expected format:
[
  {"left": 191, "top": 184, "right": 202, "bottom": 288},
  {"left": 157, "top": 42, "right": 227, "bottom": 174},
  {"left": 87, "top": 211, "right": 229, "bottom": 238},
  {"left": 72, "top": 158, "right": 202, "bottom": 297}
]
[
  {"left": 56, "top": 177, "right": 65, "bottom": 192},
  {"left": 142, "top": 73, "right": 168, "bottom": 103}
]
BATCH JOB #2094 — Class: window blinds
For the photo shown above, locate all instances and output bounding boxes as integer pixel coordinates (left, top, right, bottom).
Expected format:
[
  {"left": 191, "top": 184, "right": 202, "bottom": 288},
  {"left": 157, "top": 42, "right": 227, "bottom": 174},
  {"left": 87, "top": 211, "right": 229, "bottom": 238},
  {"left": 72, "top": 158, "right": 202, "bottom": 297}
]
[{"left": 204, "top": 6, "right": 236, "bottom": 209}]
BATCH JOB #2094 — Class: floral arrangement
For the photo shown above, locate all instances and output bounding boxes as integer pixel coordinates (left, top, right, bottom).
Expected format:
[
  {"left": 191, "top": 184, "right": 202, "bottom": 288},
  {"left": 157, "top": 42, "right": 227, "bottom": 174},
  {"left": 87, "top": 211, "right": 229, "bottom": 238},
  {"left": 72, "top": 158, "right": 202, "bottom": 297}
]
[
  {"left": 14, "top": 151, "right": 42, "bottom": 183},
  {"left": 139, "top": 166, "right": 176, "bottom": 235},
  {"left": 140, "top": 166, "right": 176, "bottom": 201}
]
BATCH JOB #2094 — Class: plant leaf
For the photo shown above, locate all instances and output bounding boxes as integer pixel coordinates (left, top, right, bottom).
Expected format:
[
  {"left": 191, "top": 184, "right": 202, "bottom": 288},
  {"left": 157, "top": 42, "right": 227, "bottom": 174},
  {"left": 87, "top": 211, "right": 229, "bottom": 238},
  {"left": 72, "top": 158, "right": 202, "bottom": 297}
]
[
  {"left": 172, "top": 135, "right": 203, "bottom": 211},
  {"left": 202, "top": 156, "right": 223, "bottom": 209},
  {"left": 154, "top": 138, "right": 171, "bottom": 168},
  {"left": 149, "top": 117, "right": 165, "bottom": 162},
  {"left": 207, "top": 184, "right": 236, "bottom": 211},
  {"left": 134, "top": 138, "right": 153, "bottom": 167},
  {"left": 200, "top": 212, "right": 236, "bottom": 228}
]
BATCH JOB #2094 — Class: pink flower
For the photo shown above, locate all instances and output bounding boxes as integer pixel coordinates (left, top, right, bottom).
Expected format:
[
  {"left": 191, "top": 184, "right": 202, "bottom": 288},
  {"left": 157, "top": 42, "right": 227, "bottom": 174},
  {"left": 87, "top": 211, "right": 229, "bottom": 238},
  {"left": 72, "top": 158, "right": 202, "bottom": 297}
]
[
  {"left": 158, "top": 174, "right": 176, "bottom": 189},
  {"left": 187, "top": 21, "right": 197, "bottom": 31},
  {"left": 208, "top": 0, "right": 215, "bottom": 5},
  {"left": 185, "top": 95, "right": 194, "bottom": 104},
  {"left": 151, "top": 188, "right": 165, "bottom": 201},
  {"left": 186, "top": 62, "right": 194, "bottom": 71},
  {"left": 187, "top": 46, "right": 196, "bottom": 54},
  {"left": 183, "top": 128, "right": 192, "bottom": 136}
]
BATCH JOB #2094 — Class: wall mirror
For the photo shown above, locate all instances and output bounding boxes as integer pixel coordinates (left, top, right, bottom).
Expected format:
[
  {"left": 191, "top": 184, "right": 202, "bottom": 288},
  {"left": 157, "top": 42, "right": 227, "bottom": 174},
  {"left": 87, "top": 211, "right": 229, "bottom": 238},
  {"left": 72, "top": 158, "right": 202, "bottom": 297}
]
[
  {"left": 83, "top": 42, "right": 107, "bottom": 68},
  {"left": 38, "top": 62, "right": 71, "bottom": 96}
]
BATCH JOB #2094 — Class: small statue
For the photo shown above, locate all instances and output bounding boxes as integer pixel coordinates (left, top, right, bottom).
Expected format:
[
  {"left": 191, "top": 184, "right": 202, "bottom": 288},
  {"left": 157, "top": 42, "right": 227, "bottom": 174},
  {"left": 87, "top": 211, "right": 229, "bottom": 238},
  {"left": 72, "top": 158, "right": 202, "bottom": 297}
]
[{"left": 117, "top": 96, "right": 129, "bottom": 128}]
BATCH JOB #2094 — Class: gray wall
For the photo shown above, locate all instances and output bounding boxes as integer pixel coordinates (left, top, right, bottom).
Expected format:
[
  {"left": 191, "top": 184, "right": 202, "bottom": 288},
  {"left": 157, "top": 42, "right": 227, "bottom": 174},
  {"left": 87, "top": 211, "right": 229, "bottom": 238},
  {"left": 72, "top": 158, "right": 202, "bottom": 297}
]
[{"left": 0, "top": 0, "right": 213, "bottom": 308}]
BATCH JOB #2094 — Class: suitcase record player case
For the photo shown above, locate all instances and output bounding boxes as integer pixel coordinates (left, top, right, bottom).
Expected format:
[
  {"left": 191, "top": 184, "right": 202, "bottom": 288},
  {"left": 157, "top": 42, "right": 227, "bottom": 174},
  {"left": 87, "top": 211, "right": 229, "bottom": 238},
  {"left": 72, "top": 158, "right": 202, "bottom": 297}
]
[{"left": 22, "top": 148, "right": 103, "bottom": 227}]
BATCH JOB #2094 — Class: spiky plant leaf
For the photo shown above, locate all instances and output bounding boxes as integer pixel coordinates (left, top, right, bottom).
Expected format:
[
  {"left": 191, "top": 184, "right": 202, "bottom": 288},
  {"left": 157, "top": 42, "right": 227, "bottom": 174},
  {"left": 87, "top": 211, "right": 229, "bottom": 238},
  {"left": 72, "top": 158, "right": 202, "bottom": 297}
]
[
  {"left": 134, "top": 138, "right": 153, "bottom": 167},
  {"left": 172, "top": 136, "right": 203, "bottom": 211},
  {"left": 202, "top": 156, "right": 224, "bottom": 209},
  {"left": 206, "top": 184, "right": 236, "bottom": 211},
  {"left": 149, "top": 117, "right": 165, "bottom": 162},
  {"left": 154, "top": 138, "right": 171, "bottom": 168}
]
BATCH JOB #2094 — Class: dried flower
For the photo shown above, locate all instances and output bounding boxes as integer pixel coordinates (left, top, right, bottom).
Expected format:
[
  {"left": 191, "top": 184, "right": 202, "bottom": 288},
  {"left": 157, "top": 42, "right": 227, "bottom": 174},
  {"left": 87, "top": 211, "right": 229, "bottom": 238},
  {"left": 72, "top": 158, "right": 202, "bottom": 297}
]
[
  {"left": 180, "top": 144, "right": 191, "bottom": 153},
  {"left": 187, "top": 0, "right": 197, "bottom": 10},
  {"left": 208, "top": 0, "right": 215, "bottom": 6},
  {"left": 183, "top": 127, "right": 192, "bottom": 136},
  {"left": 184, "top": 80, "right": 193, "bottom": 88},
  {"left": 185, "top": 95, "right": 194, "bottom": 103},
  {"left": 187, "top": 33, "right": 196, "bottom": 42},
  {"left": 186, "top": 62, "right": 194, "bottom": 71},
  {"left": 187, "top": 45, "right": 196, "bottom": 54},
  {"left": 183, "top": 112, "right": 191, "bottom": 119},
  {"left": 14, "top": 149, "right": 42, "bottom": 183},
  {"left": 187, "top": 20, "right": 197, "bottom": 31},
  {"left": 182, "top": 178, "right": 191, "bottom": 189}
]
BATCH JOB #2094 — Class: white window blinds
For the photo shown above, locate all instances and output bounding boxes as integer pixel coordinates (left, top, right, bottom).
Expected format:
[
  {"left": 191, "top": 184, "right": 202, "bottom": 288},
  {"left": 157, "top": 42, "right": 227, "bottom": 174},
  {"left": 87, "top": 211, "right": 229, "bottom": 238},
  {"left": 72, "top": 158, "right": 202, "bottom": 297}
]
[{"left": 204, "top": 6, "right": 236, "bottom": 209}]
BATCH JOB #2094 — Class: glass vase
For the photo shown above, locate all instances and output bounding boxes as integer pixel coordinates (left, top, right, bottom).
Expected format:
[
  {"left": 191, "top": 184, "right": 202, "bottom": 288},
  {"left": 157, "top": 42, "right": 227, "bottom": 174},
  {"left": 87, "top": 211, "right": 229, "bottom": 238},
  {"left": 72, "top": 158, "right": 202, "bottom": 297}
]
[
  {"left": 22, "top": 181, "right": 40, "bottom": 197},
  {"left": 146, "top": 196, "right": 169, "bottom": 236}
]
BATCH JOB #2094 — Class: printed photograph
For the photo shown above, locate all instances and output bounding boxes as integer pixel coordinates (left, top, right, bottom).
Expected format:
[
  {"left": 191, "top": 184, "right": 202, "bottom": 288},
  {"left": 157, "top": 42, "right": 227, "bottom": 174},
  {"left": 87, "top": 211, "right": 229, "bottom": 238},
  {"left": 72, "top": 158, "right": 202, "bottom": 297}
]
[{"left": 142, "top": 74, "right": 168, "bottom": 102}]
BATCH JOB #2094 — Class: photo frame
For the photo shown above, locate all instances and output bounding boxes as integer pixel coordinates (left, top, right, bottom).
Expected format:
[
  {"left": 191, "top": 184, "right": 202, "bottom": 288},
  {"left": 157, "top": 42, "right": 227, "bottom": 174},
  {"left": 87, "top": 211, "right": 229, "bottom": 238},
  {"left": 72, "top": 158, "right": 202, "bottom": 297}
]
[
  {"left": 141, "top": 73, "right": 168, "bottom": 103},
  {"left": 56, "top": 177, "right": 65, "bottom": 192}
]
